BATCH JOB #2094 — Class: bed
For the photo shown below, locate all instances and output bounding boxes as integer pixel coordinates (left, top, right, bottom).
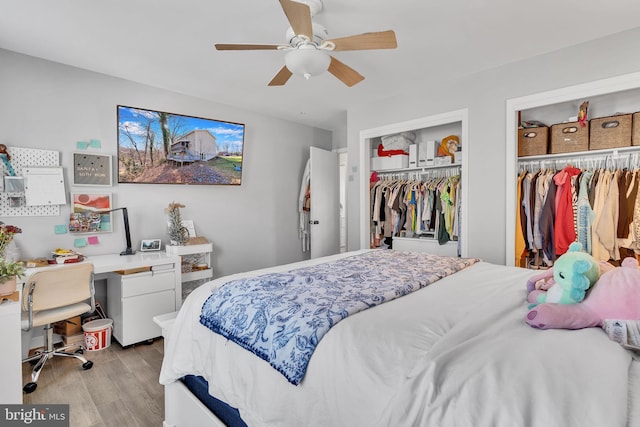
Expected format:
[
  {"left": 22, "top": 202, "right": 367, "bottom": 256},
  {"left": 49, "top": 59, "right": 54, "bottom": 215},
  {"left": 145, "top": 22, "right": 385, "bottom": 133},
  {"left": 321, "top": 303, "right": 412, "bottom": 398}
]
[{"left": 158, "top": 249, "right": 640, "bottom": 427}]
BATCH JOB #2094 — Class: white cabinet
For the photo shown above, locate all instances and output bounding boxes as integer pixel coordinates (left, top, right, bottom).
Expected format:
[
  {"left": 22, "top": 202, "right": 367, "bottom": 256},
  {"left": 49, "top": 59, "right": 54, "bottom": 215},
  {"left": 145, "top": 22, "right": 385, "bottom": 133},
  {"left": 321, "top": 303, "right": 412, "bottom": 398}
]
[
  {"left": 0, "top": 298, "right": 22, "bottom": 403},
  {"left": 359, "top": 109, "right": 469, "bottom": 257},
  {"left": 107, "top": 267, "right": 177, "bottom": 347},
  {"left": 393, "top": 236, "right": 458, "bottom": 256},
  {"left": 166, "top": 243, "right": 213, "bottom": 283}
]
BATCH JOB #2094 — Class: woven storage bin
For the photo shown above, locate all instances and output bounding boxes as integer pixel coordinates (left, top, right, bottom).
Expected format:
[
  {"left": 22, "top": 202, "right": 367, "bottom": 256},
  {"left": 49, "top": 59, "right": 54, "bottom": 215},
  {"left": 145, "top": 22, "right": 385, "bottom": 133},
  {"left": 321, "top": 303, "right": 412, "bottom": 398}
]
[
  {"left": 590, "top": 114, "right": 632, "bottom": 150},
  {"left": 550, "top": 121, "right": 589, "bottom": 154},
  {"left": 632, "top": 112, "right": 640, "bottom": 146},
  {"left": 518, "top": 127, "right": 548, "bottom": 157}
]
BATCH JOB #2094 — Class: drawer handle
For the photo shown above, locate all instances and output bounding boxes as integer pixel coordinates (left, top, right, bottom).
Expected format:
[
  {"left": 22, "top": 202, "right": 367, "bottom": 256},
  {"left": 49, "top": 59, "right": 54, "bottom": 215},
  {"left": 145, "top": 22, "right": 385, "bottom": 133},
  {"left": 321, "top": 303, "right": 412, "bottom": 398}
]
[
  {"left": 601, "top": 120, "right": 620, "bottom": 129},
  {"left": 562, "top": 126, "right": 578, "bottom": 134},
  {"left": 523, "top": 131, "right": 537, "bottom": 138}
]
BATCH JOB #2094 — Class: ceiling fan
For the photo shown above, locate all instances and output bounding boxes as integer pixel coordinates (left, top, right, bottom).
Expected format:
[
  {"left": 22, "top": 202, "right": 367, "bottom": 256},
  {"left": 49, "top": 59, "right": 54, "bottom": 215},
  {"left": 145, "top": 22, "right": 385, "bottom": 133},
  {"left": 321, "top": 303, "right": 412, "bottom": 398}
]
[{"left": 215, "top": 0, "right": 397, "bottom": 87}]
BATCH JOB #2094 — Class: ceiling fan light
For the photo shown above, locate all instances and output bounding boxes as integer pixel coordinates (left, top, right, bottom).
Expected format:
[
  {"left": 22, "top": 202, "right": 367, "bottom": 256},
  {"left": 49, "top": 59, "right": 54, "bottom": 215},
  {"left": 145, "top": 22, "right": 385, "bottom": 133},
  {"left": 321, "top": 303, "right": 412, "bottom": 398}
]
[{"left": 285, "top": 48, "right": 330, "bottom": 80}]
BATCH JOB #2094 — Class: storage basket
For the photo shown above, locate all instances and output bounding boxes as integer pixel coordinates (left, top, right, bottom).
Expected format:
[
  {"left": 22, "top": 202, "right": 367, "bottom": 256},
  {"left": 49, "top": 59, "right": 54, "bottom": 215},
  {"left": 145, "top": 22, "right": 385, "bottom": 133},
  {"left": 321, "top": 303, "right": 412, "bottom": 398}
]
[
  {"left": 589, "top": 114, "right": 632, "bottom": 150},
  {"left": 550, "top": 121, "right": 589, "bottom": 154},
  {"left": 632, "top": 112, "right": 640, "bottom": 146},
  {"left": 518, "top": 127, "right": 548, "bottom": 157}
]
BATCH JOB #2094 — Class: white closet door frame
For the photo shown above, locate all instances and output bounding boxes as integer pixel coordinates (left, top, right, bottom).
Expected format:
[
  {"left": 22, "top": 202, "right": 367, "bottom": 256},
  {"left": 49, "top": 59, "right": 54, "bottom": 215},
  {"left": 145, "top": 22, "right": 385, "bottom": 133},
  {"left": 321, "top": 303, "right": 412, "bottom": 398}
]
[
  {"left": 505, "top": 71, "right": 640, "bottom": 266},
  {"left": 358, "top": 108, "right": 469, "bottom": 256}
]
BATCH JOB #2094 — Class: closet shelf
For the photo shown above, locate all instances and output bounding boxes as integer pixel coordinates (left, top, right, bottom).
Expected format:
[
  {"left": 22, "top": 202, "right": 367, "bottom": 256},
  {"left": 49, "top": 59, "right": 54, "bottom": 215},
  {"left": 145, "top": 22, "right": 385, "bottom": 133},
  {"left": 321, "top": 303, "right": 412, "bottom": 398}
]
[
  {"left": 375, "top": 163, "right": 461, "bottom": 174},
  {"left": 517, "top": 145, "right": 640, "bottom": 162}
]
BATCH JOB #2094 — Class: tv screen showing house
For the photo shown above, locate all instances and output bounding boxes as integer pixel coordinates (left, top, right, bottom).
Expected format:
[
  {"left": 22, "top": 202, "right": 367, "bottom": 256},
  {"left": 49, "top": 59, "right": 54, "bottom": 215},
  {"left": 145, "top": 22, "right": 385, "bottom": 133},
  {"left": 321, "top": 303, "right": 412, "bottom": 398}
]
[{"left": 117, "top": 105, "right": 245, "bottom": 185}]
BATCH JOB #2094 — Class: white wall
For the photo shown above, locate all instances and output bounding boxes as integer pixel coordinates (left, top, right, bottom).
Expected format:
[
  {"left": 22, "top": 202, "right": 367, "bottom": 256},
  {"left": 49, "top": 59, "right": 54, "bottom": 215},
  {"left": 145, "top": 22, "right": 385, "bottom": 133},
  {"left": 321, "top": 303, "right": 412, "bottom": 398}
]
[
  {"left": 346, "top": 27, "right": 640, "bottom": 265},
  {"left": 0, "top": 49, "right": 332, "bottom": 277}
]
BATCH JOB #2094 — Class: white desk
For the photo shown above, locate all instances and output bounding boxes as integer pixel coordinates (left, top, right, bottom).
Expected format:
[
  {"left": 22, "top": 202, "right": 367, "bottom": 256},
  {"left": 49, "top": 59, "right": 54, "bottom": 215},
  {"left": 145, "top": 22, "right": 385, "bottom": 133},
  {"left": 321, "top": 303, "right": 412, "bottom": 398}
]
[
  {"left": 1, "top": 251, "right": 182, "bottom": 403},
  {"left": 20, "top": 252, "right": 183, "bottom": 310}
]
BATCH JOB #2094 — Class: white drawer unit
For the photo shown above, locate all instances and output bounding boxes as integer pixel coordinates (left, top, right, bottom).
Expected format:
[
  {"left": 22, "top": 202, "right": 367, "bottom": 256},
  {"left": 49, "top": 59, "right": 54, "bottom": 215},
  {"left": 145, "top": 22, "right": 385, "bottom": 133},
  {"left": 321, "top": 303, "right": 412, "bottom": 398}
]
[
  {"left": 107, "top": 267, "right": 177, "bottom": 347},
  {"left": 393, "top": 236, "right": 458, "bottom": 257}
]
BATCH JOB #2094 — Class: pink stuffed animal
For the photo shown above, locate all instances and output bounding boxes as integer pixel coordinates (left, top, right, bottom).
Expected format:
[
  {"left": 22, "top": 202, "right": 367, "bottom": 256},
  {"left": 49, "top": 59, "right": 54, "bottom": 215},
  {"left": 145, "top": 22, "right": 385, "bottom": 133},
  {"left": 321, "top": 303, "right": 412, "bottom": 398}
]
[{"left": 526, "top": 257, "right": 640, "bottom": 330}]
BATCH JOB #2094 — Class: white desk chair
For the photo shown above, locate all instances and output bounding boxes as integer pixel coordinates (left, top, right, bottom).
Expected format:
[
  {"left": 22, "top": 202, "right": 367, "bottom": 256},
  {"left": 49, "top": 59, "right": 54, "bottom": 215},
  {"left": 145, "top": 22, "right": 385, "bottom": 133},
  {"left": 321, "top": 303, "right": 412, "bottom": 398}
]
[{"left": 21, "top": 263, "right": 95, "bottom": 394}]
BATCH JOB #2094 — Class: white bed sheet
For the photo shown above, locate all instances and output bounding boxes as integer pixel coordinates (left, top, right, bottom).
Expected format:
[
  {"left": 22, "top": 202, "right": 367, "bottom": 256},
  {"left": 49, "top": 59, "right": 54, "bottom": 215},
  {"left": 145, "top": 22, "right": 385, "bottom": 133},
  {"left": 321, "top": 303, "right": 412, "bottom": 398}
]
[{"left": 160, "top": 250, "right": 639, "bottom": 427}]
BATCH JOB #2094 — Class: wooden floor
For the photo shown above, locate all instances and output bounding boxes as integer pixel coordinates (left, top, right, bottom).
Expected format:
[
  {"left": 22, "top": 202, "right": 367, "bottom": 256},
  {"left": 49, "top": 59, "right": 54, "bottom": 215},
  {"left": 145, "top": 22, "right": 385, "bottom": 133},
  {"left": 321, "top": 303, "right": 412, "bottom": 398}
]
[{"left": 21, "top": 339, "right": 165, "bottom": 427}]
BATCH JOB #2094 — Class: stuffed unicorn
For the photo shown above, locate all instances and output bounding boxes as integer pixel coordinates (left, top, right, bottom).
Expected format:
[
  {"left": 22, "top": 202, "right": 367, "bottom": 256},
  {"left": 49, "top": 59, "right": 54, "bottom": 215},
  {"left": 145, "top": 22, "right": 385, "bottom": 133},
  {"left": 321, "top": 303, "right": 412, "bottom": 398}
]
[
  {"left": 526, "top": 242, "right": 602, "bottom": 307},
  {"left": 527, "top": 257, "right": 640, "bottom": 330}
]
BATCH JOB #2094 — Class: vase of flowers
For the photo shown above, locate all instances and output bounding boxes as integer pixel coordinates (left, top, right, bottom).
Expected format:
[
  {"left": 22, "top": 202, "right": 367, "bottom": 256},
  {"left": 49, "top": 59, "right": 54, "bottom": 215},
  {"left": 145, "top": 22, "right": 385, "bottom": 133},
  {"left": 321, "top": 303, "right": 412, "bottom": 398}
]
[
  {"left": 0, "top": 222, "right": 22, "bottom": 261},
  {"left": 0, "top": 258, "right": 24, "bottom": 296}
]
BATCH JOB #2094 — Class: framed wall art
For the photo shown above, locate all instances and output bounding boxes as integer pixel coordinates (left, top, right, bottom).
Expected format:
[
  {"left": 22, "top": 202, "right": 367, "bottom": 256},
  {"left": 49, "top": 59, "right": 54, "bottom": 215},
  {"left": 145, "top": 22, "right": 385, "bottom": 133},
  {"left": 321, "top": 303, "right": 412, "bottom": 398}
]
[
  {"left": 117, "top": 105, "right": 245, "bottom": 185},
  {"left": 72, "top": 152, "right": 113, "bottom": 186},
  {"left": 69, "top": 192, "right": 113, "bottom": 233}
]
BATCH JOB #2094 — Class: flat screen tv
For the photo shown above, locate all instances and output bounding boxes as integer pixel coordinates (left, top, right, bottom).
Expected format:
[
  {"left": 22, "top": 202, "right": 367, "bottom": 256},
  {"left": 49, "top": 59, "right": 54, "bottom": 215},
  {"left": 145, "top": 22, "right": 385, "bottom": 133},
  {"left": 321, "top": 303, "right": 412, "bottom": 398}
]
[{"left": 117, "top": 105, "right": 245, "bottom": 185}]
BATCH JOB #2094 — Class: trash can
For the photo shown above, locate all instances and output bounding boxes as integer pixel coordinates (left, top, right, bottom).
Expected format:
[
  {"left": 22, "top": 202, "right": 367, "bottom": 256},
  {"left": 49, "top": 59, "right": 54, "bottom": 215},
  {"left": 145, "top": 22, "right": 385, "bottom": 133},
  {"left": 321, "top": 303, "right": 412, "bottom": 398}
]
[{"left": 82, "top": 318, "right": 113, "bottom": 351}]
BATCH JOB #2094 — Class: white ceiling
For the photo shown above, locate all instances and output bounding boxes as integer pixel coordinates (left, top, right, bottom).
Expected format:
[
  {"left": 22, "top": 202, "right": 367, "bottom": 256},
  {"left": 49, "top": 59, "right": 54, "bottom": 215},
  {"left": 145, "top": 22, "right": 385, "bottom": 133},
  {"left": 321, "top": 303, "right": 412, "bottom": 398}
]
[{"left": 2, "top": 0, "right": 640, "bottom": 131}]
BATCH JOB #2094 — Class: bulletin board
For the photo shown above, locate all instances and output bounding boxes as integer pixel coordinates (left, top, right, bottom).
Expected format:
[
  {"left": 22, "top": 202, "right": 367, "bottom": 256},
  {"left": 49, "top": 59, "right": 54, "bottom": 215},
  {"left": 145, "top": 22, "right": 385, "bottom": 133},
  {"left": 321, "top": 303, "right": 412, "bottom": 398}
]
[{"left": 0, "top": 146, "right": 63, "bottom": 217}]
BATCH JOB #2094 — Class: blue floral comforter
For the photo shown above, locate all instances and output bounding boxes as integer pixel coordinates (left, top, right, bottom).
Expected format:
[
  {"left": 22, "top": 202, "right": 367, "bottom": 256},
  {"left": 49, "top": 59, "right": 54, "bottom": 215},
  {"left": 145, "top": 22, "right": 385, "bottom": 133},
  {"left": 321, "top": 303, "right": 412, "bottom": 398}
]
[{"left": 199, "top": 250, "right": 479, "bottom": 385}]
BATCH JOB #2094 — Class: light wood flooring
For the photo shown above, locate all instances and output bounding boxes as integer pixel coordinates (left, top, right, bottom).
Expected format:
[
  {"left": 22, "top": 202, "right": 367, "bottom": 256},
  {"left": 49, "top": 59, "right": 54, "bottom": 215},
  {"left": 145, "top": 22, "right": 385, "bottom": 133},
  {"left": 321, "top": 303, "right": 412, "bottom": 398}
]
[{"left": 21, "top": 339, "right": 164, "bottom": 427}]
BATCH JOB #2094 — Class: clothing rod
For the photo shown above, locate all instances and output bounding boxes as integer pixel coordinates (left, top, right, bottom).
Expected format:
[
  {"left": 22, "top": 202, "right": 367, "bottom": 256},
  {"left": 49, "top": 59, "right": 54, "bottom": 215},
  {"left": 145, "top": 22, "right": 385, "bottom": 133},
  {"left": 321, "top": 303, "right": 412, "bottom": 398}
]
[
  {"left": 519, "top": 152, "right": 640, "bottom": 171},
  {"left": 376, "top": 166, "right": 461, "bottom": 179}
]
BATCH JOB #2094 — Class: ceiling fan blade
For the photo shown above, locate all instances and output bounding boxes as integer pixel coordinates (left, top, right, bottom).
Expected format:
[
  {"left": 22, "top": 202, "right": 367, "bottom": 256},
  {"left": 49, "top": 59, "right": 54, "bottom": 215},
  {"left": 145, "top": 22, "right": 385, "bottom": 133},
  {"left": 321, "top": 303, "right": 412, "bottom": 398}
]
[
  {"left": 328, "top": 56, "right": 364, "bottom": 87},
  {"left": 268, "top": 66, "right": 293, "bottom": 86},
  {"left": 215, "top": 44, "right": 281, "bottom": 51},
  {"left": 328, "top": 30, "right": 398, "bottom": 51},
  {"left": 279, "top": 0, "right": 313, "bottom": 39}
]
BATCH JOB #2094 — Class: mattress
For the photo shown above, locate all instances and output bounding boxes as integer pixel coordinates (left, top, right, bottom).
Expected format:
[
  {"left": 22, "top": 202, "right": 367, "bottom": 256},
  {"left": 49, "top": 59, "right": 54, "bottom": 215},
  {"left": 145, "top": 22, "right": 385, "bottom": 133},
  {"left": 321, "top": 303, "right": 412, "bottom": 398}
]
[
  {"left": 160, "top": 249, "right": 640, "bottom": 427},
  {"left": 180, "top": 375, "right": 247, "bottom": 427}
]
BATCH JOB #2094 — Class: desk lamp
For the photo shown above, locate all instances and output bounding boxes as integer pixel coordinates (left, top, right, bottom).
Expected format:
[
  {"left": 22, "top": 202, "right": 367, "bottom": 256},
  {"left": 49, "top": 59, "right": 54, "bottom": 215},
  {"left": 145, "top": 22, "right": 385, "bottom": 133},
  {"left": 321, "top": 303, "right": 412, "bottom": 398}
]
[{"left": 97, "top": 207, "right": 135, "bottom": 256}]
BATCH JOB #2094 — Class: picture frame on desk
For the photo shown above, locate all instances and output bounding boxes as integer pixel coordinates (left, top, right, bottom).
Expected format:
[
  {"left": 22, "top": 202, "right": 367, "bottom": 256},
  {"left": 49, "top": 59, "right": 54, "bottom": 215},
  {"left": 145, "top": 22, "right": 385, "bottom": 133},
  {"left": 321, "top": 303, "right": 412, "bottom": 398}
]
[
  {"left": 69, "top": 192, "right": 113, "bottom": 233},
  {"left": 140, "top": 239, "right": 162, "bottom": 252},
  {"left": 72, "top": 152, "right": 112, "bottom": 186}
]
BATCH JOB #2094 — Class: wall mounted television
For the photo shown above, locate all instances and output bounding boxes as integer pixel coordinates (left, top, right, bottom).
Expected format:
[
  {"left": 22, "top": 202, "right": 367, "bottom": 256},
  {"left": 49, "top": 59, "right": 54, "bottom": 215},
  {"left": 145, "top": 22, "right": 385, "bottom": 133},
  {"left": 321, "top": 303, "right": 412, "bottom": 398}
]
[{"left": 117, "top": 105, "right": 245, "bottom": 185}]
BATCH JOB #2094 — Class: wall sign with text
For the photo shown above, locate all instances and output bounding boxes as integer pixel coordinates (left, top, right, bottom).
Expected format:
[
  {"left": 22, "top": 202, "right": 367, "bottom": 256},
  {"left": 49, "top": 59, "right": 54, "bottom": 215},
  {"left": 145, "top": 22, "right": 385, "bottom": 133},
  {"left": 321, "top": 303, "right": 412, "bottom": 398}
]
[{"left": 72, "top": 153, "right": 112, "bottom": 186}]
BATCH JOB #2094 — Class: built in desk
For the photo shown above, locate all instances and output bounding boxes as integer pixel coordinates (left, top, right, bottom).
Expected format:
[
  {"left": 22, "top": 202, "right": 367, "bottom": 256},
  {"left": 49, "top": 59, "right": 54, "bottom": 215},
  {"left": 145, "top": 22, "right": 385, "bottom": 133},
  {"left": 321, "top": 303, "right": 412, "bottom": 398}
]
[{"left": 0, "top": 251, "right": 182, "bottom": 403}]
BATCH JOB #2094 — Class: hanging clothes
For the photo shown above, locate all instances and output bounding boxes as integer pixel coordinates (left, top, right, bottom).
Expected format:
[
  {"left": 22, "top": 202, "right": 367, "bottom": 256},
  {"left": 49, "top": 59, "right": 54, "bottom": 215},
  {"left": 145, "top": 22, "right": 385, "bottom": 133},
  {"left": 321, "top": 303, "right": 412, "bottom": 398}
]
[
  {"left": 576, "top": 170, "right": 594, "bottom": 254},
  {"left": 370, "top": 173, "right": 461, "bottom": 248},
  {"left": 518, "top": 156, "right": 640, "bottom": 266},
  {"left": 553, "top": 165, "right": 581, "bottom": 257},
  {"left": 298, "top": 159, "right": 311, "bottom": 252}
]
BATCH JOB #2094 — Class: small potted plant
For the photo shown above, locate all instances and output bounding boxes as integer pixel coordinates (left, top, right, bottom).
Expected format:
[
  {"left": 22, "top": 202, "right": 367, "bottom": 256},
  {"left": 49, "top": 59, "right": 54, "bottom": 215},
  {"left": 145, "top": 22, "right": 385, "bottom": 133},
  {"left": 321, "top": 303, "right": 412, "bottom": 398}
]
[
  {"left": 0, "top": 258, "right": 24, "bottom": 296},
  {"left": 0, "top": 222, "right": 24, "bottom": 296}
]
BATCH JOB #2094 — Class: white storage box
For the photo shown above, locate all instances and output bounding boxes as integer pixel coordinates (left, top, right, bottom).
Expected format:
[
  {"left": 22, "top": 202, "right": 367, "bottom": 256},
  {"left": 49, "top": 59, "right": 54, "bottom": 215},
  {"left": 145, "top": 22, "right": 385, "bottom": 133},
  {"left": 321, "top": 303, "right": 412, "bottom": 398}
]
[
  {"left": 408, "top": 144, "right": 417, "bottom": 168},
  {"left": 418, "top": 140, "right": 438, "bottom": 167},
  {"left": 434, "top": 156, "right": 453, "bottom": 166},
  {"left": 380, "top": 131, "right": 416, "bottom": 151},
  {"left": 371, "top": 154, "right": 409, "bottom": 171}
]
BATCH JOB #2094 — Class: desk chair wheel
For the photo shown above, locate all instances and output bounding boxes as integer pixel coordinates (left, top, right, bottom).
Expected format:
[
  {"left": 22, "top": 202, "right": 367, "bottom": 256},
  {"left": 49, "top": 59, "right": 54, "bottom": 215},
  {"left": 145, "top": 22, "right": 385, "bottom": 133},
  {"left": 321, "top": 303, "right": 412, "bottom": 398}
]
[
  {"left": 23, "top": 382, "right": 37, "bottom": 394},
  {"left": 75, "top": 348, "right": 84, "bottom": 355},
  {"left": 82, "top": 360, "right": 93, "bottom": 370}
]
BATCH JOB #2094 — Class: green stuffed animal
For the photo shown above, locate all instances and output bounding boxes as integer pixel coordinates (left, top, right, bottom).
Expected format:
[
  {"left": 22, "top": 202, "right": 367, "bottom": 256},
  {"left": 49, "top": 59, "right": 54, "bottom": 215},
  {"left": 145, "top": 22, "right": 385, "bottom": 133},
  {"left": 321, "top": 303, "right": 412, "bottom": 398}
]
[{"left": 526, "top": 242, "right": 601, "bottom": 306}]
